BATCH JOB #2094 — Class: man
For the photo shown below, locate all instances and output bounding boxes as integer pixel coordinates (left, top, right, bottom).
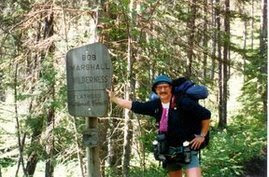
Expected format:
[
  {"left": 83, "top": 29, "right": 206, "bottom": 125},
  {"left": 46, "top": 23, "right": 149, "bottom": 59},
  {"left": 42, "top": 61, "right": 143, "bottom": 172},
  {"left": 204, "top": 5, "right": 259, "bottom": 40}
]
[{"left": 107, "top": 75, "right": 210, "bottom": 177}]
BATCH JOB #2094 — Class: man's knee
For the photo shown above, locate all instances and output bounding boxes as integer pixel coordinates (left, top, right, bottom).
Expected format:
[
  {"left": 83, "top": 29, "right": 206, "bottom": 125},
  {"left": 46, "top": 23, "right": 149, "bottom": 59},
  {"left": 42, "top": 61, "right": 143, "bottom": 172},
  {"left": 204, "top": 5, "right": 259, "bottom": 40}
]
[
  {"left": 168, "top": 169, "right": 182, "bottom": 177},
  {"left": 186, "top": 167, "right": 202, "bottom": 177}
]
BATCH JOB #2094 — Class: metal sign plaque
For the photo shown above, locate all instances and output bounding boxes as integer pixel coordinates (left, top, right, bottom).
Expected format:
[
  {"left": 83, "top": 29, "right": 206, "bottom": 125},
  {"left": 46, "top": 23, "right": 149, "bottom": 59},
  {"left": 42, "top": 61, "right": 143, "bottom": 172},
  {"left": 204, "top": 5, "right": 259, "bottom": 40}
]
[{"left": 66, "top": 43, "right": 112, "bottom": 117}]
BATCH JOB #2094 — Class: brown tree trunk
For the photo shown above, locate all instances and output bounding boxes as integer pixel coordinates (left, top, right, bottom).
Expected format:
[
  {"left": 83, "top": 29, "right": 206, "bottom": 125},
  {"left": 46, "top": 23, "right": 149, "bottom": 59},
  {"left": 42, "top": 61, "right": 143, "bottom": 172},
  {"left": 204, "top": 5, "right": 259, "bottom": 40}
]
[
  {"left": 25, "top": 13, "right": 43, "bottom": 176},
  {"left": 211, "top": 0, "right": 217, "bottom": 80},
  {"left": 203, "top": 0, "right": 208, "bottom": 79},
  {"left": 215, "top": 0, "right": 224, "bottom": 128},
  {"left": 243, "top": 17, "right": 247, "bottom": 81},
  {"left": 43, "top": 12, "right": 55, "bottom": 177},
  {"left": 26, "top": 123, "right": 43, "bottom": 176},
  {"left": 260, "top": 0, "right": 267, "bottom": 120},
  {"left": 186, "top": 0, "right": 197, "bottom": 77},
  {"left": 14, "top": 64, "right": 27, "bottom": 177},
  {"left": 251, "top": 0, "right": 255, "bottom": 49},
  {"left": 45, "top": 97, "right": 55, "bottom": 177},
  {"left": 260, "top": 0, "right": 267, "bottom": 61},
  {"left": 26, "top": 153, "right": 39, "bottom": 176},
  {"left": 219, "top": 0, "right": 230, "bottom": 128}
]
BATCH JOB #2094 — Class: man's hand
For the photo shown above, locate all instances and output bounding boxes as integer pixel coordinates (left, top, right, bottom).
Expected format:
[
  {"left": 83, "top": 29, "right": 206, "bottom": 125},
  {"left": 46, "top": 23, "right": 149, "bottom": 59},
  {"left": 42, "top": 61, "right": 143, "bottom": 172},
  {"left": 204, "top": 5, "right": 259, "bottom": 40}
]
[
  {"left": 106, "top": 89, "right": 132, "bottom": 109},
  {"left": 190, "top": 119, "right": 210, "bottom": 149},
  {"left": 190, "top": 134, "right": 205, "bottom": 150}
]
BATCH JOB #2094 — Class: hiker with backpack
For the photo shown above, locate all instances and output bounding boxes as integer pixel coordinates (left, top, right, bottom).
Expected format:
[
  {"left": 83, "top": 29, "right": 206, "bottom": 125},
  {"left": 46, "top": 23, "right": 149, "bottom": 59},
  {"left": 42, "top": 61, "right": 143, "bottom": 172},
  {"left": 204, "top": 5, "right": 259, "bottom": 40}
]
[{"left": 106, "top": 74, "right": 211, "bottom": 177}]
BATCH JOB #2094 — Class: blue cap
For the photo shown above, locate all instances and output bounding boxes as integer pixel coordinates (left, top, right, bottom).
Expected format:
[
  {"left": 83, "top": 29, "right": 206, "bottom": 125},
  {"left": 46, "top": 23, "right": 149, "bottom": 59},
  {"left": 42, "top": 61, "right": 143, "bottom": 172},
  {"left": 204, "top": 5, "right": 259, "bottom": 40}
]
[{"left": 152, "top": 75, "right": 172, "bottom": 92}]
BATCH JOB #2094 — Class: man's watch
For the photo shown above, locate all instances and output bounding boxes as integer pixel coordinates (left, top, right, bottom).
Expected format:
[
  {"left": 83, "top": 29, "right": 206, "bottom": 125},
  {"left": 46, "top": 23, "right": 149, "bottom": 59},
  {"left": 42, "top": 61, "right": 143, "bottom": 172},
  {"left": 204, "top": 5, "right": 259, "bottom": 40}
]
[{"left": 200, "top": 133, "right": 206, "bottom": 138}]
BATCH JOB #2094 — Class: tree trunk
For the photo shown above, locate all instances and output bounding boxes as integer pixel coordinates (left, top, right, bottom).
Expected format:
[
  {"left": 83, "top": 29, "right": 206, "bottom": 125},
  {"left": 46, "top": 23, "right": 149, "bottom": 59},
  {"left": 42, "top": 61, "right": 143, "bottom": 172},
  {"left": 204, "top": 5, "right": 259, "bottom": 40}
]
[
  {"left": 14, "top": 64, "right": 27, "bottom": 177},
  {"left": 43, "top": 12, "right": 55, "bottom": 177},
  {"left": 260, "top": 0, "right": 267, "bottom": 60},
  {"left": 25, "top": 109, "right": 43, "bottom": 176},
  {"left": 26, "top": 152, "right": 39, "bottom": 176},
  {"left": 186, "top": 0, "right": 197, "bottom": 77},
  {"left": 45, "top": 99, "right": 55, "bottom": 177},
  {"left": 106, "top": 123, "right": 113, "bottom": 169},
  {"left": 106, "top": 118, "right": 122, "bottom": 174},
  {"left": 25, "top": 10, "right": 55, "bottom": 176},
  {"left": 219, "top": 0, "right": 230, "bottom": 128},
  {"left": 260, "top": 0, "right": 267, "bottom": 120},
  {"left": 25, "top": 13, "right": 43, "bottom": 176},
  {"left": 122, "top": 88, "right": 133, "bottom": 177},
  {"left": 215, "top": 0, "right": 224, "bottom": 128},
  {"left": 243, "top": 17, "right": 247, "bottom": 81},
  {"left": 0, "top": 71, "right": 5, "bottom": 102},
  {"left": 211, "top": 0, "right": 216, "bottom": 80},
  {"left": 251, "top": 0, "right": 255, "bottom": 49},
  {"left": 106, "top": 118, "right": 115, "bottom": 167},
  {"left": 122, "top": 1, "right": 135, "bottom": 176},
  {"left": 203, "top": 0, "right": 208, "bottom": 79},
  {"left": 72, "top": 116, "right": 85, "bottom": 177}
]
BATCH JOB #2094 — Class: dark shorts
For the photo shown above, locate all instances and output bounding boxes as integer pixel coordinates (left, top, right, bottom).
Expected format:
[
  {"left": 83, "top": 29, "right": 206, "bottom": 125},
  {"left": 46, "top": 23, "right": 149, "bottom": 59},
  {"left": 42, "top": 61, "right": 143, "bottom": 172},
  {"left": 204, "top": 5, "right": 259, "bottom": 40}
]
[{"left": 165, "top": 151, "right": 200, "bottom": 172}]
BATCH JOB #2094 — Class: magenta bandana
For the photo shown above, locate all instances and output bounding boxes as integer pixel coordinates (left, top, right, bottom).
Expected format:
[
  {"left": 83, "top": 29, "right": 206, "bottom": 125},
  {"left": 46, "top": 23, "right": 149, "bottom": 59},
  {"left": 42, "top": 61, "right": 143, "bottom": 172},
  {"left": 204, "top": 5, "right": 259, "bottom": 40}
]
[{"left": 159, "top": 108, "right": 168, "bottom": 132}]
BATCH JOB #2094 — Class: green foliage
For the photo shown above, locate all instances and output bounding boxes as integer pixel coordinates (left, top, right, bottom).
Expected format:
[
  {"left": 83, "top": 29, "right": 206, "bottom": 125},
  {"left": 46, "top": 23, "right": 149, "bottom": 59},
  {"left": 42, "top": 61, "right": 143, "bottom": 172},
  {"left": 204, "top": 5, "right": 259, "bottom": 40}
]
[
  {"left": 129, "top": 164, "right": 166, "bottom": 177},
  {"left": 239, "top": 49, "right": 267, "bottom": 121},
  {"left": 55, "top": 84, "right": 68, "bottom": 110},
  {"left": 105, "top": 163, "right": 166, "bottom": 177},
  {"left": 25, "top": 114, "right": 45, "bottom": 134},
  {"left": 53, "top": 126, "right": 79, "bottom": 154},
  {"left": 244, "top": 49, "right": 267, "bottom": 82},
  {"left": 0, "top": 158, "right": 16, "bottom": 168},
  {"left": 138, "top": 128, "right": 156, "bottom": 154},
  {"left": 202, "top": 114, "right": 266, "bottom": 177},
  {"left": 25, "top": 142, "right": 47, "bottom": 160},
  {"left": 104, "top": 167, "right": 121, "bottom": 177},
  {"left": 132, "top": 112, "right": 266, "bottom": 177},
  {"left": 40, "top": 61, "right": 57, "bottom": 86}
]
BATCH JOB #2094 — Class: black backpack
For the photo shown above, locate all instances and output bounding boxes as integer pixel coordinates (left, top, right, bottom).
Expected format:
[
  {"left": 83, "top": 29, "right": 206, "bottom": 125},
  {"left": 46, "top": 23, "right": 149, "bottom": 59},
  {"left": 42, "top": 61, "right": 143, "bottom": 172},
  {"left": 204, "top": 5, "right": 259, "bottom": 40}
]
[{"left": 172, "top": 77, "right": 208, "bottom": 101}]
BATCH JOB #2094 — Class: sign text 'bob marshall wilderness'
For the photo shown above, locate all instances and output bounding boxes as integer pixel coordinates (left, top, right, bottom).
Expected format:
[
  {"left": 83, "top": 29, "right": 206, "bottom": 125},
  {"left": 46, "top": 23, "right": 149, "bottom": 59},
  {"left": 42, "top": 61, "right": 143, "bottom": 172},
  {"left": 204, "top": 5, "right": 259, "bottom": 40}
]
[{"left": 66, "top": 43, "right": 112, "bottom": 117}]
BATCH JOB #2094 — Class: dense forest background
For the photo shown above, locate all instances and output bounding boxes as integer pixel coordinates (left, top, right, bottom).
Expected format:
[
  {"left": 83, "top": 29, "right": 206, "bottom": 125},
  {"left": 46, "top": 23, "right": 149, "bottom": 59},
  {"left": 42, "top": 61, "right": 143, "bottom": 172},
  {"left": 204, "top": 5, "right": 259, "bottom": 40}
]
[{"left": 0, "top": 0, "right": 267, "bottom": 177}]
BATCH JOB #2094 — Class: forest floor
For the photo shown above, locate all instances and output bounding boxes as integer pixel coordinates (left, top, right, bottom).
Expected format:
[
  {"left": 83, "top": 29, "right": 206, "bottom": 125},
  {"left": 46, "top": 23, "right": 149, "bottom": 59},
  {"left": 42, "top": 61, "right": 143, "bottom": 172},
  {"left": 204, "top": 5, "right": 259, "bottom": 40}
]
[{"left": 241, "top": 148, "right": 267, "bottom": 177}]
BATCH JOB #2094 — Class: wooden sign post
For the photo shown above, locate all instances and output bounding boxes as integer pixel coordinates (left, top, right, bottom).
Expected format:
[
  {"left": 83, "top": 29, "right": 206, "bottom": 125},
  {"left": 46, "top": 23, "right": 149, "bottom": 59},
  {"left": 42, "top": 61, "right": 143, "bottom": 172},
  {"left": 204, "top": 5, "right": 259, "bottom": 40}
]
[{"left": 66, "top": 43, "right": 112, "bottom": 177}]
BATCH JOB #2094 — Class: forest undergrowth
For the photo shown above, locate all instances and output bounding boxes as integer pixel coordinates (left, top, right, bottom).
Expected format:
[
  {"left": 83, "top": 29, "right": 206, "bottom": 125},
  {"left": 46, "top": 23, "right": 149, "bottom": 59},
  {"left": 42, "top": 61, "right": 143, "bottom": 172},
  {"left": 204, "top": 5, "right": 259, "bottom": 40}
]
[{"left": 126, "top": 113, "right": 267, "bottom": 177}]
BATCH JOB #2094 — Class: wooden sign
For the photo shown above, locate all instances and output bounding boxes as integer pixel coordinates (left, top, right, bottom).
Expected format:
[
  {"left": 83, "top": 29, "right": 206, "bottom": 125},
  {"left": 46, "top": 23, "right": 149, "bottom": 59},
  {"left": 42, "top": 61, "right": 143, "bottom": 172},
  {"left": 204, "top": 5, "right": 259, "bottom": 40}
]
[{"left": 66, "top": 43, "right": 112, "bottom": 117}]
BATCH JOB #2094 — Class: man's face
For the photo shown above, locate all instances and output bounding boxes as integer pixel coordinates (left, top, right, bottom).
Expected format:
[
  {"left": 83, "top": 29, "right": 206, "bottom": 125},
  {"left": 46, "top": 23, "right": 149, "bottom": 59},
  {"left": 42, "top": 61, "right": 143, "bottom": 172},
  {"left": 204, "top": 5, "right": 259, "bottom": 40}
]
[{"left": 155, "top": 83, "right": 172, "bottom": 102}]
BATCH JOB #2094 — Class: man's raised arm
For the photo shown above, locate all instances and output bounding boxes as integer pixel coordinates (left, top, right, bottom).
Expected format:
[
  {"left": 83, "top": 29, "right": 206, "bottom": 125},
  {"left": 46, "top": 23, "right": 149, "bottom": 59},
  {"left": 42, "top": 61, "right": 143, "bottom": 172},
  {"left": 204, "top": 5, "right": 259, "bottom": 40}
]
[{"left": 106, "top": 89, "right": 132, "bottom": 110}]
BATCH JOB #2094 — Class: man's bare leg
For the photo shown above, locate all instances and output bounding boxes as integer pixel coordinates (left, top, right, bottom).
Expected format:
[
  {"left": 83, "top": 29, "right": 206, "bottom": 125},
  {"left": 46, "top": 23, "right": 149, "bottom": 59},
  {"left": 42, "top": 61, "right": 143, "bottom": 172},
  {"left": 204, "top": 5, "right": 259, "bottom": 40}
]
[
  {"left": 168, "top": 170, "right": 182, "bottom": 177},
  {"left": 186, "top": 167, "right": 202, "bottom": 177}
]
